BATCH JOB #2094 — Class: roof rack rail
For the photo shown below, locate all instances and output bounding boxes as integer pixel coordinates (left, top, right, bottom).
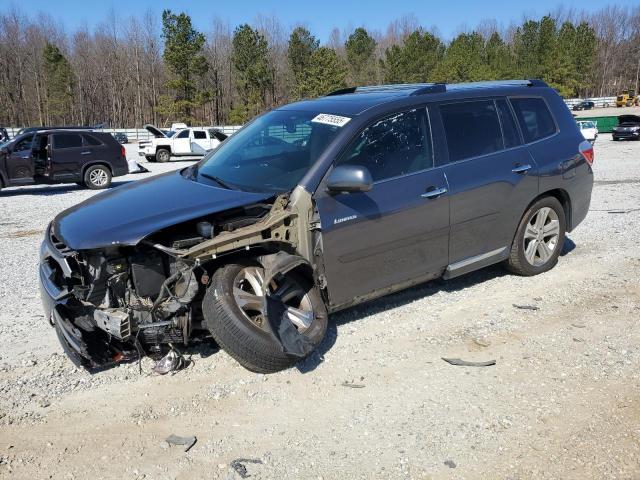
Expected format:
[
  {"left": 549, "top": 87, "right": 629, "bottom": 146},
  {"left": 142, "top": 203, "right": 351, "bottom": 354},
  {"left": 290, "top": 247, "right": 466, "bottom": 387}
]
[
  {"left": 411, "top": 83, "right": 446, "bottom": 96},
  {"left": 326, "top": 87, "right": 357, "bottom": 96}
]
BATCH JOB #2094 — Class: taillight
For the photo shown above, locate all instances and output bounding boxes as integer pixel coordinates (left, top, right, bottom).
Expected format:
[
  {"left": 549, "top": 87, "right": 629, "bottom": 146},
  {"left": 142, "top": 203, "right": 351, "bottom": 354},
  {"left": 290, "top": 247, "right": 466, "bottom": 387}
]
[
  {"left": 121, "top": 145, "right": 126, "bottom": 158},
  {"left": 579, "top": 140, "right": 594, "bottom": 166}
]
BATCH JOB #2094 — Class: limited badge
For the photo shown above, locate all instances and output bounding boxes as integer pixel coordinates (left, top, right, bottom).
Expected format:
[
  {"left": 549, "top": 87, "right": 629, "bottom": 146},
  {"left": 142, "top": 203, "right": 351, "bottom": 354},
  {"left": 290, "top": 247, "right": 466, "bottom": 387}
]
[{"left": 311, "top": 113, "right": 351, "bottom": 127}]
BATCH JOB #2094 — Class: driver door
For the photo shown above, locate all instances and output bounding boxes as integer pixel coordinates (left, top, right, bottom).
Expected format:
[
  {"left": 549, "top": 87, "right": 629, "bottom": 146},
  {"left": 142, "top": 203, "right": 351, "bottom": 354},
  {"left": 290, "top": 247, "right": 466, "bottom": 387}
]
[
  {"left": 172, "top": 129, "right": 191, "bottom": 154},
  {"left": 315, "top": 108, "right": 450, "bottom": 308},
  {"left": 6, "top": 133, "right": 35, "bottom": 183}
]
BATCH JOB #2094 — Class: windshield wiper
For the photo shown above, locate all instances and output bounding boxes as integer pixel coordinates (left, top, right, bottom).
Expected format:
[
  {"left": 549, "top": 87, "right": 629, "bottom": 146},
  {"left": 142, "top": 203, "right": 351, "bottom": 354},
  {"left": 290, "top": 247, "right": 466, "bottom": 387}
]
[{"left": 199, "top": 172, "right": 234, "bottom": 190}]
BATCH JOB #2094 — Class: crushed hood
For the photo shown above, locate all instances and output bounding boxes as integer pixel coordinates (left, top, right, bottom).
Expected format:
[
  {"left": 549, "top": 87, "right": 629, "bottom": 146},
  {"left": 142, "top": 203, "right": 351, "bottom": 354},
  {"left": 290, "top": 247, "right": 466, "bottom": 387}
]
[{"left": 52, "top": 170, "right": 273, "bottom": 250}]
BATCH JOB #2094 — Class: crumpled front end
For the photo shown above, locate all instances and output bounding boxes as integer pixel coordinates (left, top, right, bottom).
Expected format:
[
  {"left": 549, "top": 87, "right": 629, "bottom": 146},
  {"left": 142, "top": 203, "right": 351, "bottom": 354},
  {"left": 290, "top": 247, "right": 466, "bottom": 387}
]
[{"left": 39, "top": 225, "right": 201, "bottom": 369}]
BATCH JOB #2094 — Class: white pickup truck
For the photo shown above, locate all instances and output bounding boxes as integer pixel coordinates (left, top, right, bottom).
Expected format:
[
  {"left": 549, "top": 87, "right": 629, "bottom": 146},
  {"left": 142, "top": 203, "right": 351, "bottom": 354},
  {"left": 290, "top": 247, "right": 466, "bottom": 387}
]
[{"left": 138, "top": 124, "right": 228, "bottom": 162}]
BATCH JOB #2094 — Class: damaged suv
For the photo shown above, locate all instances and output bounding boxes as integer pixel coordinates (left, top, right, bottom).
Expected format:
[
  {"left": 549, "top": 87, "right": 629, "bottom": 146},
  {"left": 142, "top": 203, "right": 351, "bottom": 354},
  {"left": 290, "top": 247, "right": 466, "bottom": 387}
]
[{"left": 40, "top": 80, "right": 594, "bottom": 373}]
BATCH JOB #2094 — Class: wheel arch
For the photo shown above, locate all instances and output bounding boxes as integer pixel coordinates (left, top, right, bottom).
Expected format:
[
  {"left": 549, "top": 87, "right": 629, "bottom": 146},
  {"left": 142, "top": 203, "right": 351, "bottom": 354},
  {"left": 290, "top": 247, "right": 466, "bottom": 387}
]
[
  {"left": 81, "top": 161, "right": 113, "bottom": 177},
  {"left": 156, "top": 145, "right": 171, "bottom": 154}
]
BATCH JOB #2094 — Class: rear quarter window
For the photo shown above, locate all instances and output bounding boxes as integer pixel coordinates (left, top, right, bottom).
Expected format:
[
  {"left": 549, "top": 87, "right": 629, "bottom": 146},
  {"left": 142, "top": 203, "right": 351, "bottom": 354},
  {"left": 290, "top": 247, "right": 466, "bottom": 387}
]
[
  {"left": 510, "top": 97, "right": 557, "bottom": 143},
  {"left": 82, "top": 134, "right": 103, "bottom": 146},
  {"left": 439, "top": 100, "right": 503, "bottom": 162}
]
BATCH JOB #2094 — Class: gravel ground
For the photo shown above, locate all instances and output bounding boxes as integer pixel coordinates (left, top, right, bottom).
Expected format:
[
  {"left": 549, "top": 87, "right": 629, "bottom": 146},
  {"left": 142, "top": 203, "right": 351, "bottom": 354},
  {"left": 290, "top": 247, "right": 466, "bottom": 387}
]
[
  {"left": 573, "top": 105, "right": 640, "bottom": 117},
  {"left": 0, "top": 137, "right": 639, "bottom": 479}
]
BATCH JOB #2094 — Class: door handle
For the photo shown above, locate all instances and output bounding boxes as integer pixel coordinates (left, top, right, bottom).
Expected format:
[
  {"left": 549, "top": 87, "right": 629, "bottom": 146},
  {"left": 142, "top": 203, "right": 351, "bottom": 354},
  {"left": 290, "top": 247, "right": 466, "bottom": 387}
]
[
  {"left": 421, "top": 187, "right": 447, "bottom": 199},
  {"left": 512, "top": 163, "right": 532, "bottom": 174},
  {"left": 80, "top": 151, "right": 91, "bottom": 155}
]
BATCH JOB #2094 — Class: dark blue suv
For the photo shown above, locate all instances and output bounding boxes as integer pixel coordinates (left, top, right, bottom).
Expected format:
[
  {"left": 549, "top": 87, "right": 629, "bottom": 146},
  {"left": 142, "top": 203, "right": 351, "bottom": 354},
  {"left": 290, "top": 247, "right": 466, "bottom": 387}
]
[{"left": 40, "top": 79, "right": 594, "bottom": 373}]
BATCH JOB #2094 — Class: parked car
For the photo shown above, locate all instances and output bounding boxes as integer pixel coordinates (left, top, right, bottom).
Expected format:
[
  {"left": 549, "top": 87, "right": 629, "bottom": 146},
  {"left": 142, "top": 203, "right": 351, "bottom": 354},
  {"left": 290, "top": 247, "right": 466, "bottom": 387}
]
[
  {"left": 577, "top": 120, "right": 598, "bottom": 143},
  {"left": 40, "top": 79, "right": 593, "bottom": 374},
  {"left": 0, "top": 130, "right": 128, "bottom": 191},
  {"left": 572, "top": 100, "right": 595, "bottom": 111},
  {"left": 112, "top": 132, "right": 128, "bottom": 144},
  {"left": 138, "top": 125, "right": 227, "bottom": 162},
  {"left": 612, "top": 115, "right": 640, "bottom": 141}
]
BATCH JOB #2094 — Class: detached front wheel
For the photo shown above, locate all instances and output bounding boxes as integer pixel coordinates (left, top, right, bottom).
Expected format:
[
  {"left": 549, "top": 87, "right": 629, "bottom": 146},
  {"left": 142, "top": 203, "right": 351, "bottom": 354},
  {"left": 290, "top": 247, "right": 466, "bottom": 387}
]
[
  {"left": 203, "top": 263, "right": 327, "bottom": 373},
  {"left": 506, "top": 196, "right": 566, "bottom": 276}
]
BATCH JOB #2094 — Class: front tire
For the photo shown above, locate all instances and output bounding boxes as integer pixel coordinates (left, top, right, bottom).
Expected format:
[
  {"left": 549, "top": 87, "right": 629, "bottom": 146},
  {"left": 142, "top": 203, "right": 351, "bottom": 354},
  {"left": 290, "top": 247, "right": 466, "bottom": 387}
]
[
  {"left": 506, "top": 196, "right": 566, "bottom": 276},
  {"left": 203, "top": 263, "right": 327, "bottom": 373},
  {"left": 83, "top": 165, "right": 112, "bottom": 190},
  {"left": 156, "top": 149, "right": 170, "bottom": 163}
]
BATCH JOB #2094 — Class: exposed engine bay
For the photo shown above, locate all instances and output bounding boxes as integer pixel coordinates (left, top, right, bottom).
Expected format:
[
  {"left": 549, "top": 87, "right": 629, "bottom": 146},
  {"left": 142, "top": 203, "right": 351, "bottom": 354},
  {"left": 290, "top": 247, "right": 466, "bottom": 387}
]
[{"left": 40, "top": 191, "right": 324, "bottom": 370}]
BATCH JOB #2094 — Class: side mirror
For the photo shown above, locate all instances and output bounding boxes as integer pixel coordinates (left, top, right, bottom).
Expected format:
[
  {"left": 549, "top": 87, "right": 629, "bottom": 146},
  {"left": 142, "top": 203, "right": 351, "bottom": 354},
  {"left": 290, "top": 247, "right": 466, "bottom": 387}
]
[{"left": 326, "top": 164, "right": 373, "bottom": 193}]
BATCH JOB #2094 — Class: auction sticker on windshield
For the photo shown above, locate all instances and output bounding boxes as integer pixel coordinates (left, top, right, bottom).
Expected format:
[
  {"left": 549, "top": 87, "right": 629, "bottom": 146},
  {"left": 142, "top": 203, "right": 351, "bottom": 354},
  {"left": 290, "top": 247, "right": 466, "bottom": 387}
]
[{"left": 312, "top": 113, "right": 351, "bottom": 127}]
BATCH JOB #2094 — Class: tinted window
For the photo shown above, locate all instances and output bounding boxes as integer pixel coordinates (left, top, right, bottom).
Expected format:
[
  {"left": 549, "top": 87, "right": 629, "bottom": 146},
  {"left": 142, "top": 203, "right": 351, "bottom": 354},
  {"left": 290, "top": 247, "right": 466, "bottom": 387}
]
[
  {"left": 176, "top": 129, "right": 189, "bottom": 139},
  {"left": 510, "top": 97, "right": 556, "bottom": 143},
  {"left": 83, "top": 134, "right": 102, "bottom": 146},
  {"left": 338, "top": 109, "right": 431, "bottom": 182},
  {"left": 193, "top": 130, "right": 206, "bottom": 139},
  {"left": 496, "top": 99, "right": 521, "bottom": 148},
  {"left": 14, "top": 134, "right": 34, "bottom": 152},
  {"left": 53, "top": 134, "right": 83, "bottom": 149},
  {"left": 440, "top": 100, "right": 503, "bottom": 162}
]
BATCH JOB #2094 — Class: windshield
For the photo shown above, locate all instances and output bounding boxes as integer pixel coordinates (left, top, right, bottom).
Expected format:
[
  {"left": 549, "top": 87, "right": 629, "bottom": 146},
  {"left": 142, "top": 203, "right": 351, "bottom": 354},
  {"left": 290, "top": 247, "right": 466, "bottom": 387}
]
[{"left": 194, "top": 109, "right": 344, "bottom": 192}]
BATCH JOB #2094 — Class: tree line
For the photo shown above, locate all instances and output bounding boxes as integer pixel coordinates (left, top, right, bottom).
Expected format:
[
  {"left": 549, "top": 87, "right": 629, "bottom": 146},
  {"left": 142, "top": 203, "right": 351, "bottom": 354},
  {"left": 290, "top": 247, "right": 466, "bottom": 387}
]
[{"left": 0, "top": 5, "right": 638, "bottom": 128}]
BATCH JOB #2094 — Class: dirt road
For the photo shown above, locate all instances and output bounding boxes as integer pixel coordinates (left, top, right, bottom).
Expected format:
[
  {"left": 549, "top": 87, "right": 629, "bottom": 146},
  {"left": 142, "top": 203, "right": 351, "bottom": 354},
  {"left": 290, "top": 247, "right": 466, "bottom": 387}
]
[{"left": 1, "top": 137, "right": 639, "bottom": 479}]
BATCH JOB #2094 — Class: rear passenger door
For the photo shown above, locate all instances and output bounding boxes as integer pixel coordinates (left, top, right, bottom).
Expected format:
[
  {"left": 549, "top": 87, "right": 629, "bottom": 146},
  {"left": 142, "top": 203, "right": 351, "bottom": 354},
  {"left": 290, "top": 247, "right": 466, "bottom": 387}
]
[
  {"left": 191, "top": 129, "right": 210, "bottom": 154},
  {"left": 50, "top": 133, "right": 85, "bottom": 181},
  {"left": 432, "top": 98, "right": 538, "bottom": 275},
  {"left": 316, "top": 108, "right": 450, "bottom": 308}
]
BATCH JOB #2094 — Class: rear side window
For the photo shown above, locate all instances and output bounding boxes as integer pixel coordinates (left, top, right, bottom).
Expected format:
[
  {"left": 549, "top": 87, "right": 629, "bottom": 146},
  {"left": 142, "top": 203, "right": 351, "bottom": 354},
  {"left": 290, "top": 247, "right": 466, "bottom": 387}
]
[
  {"left": 496, "top": 99, "right": 521, "bottom": 148},
  {"left": 510, "top": 97, "right": 556, "bottom": 143},
  {"left": 338, "top": 108, "right": 432, "bottom": 182},
  {"left": 53, "top": 134, "right": 83, "bottom": 149},
  {"left": 193, "top": 130, "right": 207, "bottom": 139},
  {"left": 82, "top": 134, "right": 103, "bottom": 146},
  {"left": 439, "top": 100, "right": 503, "bottom": 162}
]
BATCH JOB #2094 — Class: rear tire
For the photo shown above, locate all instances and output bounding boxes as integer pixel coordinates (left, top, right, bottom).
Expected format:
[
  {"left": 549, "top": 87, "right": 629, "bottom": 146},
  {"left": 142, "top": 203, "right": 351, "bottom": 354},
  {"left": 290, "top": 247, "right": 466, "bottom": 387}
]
[
  {"left": 156, "top": 149, "right": 170, "bottom": 163},
  {"left": 202, "top": 262, "right": 327, "bottom": 373},
  {"left": 506, "top": 196, "right": 566, "bottom": 276},
  {"left": 83, "top": 165, "right": 112, "bottom": 190}
]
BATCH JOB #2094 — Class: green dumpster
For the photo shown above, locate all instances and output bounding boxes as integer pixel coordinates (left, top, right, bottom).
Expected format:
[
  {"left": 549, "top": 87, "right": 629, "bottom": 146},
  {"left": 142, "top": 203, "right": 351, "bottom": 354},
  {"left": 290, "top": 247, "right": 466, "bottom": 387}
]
[{"left": 576, "top": 116, "right": 619, "bottom": 133}]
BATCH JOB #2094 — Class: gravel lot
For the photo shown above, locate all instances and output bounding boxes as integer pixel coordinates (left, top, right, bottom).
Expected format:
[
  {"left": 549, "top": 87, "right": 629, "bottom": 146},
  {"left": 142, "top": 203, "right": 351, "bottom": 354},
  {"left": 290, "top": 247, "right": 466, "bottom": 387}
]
[
  {"left": 0, "top": 137, "right": 639, "bottom": 479},
  {"left": 573, "top": 105, "right": 640, "bottom": 117}
]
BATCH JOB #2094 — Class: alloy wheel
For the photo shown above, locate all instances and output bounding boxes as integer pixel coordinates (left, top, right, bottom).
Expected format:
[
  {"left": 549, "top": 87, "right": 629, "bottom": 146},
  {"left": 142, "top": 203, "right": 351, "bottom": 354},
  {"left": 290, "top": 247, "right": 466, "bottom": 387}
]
[
  {"left": 522, "top": 207, "right": 560, "bottom": 267},
  {"left": 232, "top": 266, "right": 314, "bottom": 333},
  {"left": 89, "top": 168, "right": 108, "bottom": 187}
]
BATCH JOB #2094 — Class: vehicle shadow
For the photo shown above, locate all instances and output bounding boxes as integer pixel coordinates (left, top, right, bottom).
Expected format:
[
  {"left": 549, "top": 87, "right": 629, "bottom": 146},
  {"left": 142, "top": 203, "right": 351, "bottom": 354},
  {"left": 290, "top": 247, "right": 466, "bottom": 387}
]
[
  {"left": 0, "top": 180, "right": 133, "bottom": 197},
  {"left": 297, "top": 235, "right": 577, "bottom": 374}
]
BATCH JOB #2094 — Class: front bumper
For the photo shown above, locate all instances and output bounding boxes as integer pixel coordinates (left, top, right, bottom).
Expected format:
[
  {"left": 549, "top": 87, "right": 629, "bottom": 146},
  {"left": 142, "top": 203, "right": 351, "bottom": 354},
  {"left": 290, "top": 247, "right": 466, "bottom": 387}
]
[
  {"left": 612, "top": 131, "right": 640, "bottom": 140},
  {"left": 39, "top": 233, "right": 130, "bottom": 369}
]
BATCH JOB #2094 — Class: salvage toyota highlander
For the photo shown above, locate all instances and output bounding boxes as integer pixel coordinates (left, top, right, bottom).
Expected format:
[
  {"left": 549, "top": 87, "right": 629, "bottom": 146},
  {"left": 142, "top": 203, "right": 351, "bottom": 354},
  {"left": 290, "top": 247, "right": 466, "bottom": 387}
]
[{"left": 39, "top": 80, "right": 594, "bottom": 373}]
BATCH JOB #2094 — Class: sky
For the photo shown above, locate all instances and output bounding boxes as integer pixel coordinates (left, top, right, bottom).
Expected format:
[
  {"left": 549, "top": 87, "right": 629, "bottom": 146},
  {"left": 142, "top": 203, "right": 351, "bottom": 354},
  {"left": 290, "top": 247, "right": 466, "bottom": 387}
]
[{"left": 4, "top": 0, "right": 639, "bottom": 40}]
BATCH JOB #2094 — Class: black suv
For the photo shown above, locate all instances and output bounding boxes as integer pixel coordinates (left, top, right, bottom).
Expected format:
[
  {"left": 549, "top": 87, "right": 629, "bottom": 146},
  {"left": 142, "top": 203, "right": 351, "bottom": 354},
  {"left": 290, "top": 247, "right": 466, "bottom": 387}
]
[
  {"left": 572, "top": 100, "right": 595, "bottom": 111},
  {"left": 40, "top": 80, "right": 593, "bottom": 373},
  {"left": 0, "top": 130, "right": 128, "bottom": 190}
]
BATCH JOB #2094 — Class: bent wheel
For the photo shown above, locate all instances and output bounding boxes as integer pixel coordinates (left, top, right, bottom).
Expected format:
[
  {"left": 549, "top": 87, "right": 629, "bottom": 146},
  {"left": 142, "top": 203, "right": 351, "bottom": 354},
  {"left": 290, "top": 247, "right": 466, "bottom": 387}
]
[{"left": 203, "top": 263, "right": 327, "bottom": 373}]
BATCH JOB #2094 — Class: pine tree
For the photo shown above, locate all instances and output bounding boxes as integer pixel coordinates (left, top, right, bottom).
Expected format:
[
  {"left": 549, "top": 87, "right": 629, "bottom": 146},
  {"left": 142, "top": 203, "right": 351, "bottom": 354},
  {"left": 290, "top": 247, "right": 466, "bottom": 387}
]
[
  {"left": 160, "top": 10, "right": 209, "bottom": 122},
  {"left": 43, "top": 42, "right": 73, "bottom": 123},
  {"left": 288, "top": 27, "right": 319, "bottom": 99},
  {"left": 230, "top": 24, "right": 273, "bottom": 123},
  {"left": 345, "top": 27, "right": 376, "bottom": 85},
  {"left": 382, "top": 30, "right": 444, "bottom": 83},
  {"left": 433, "top": 32, "right": 491, "bottom": 83},
  {"left": 298, "top": 47, "right": 346, "bottom": 98}
]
